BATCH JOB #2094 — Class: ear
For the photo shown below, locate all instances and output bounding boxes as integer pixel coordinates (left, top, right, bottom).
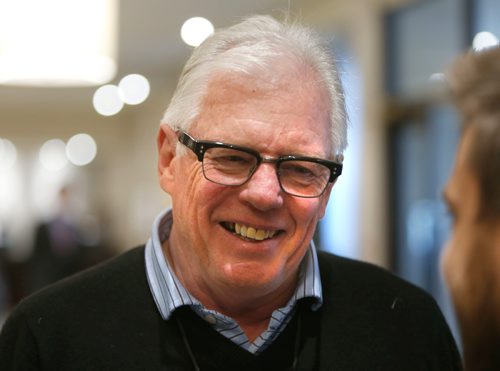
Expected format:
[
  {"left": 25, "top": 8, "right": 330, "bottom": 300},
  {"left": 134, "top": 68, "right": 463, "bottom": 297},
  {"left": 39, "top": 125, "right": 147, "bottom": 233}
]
[{"left": 157, "top": 124, "right": 178, "bottom": 193}]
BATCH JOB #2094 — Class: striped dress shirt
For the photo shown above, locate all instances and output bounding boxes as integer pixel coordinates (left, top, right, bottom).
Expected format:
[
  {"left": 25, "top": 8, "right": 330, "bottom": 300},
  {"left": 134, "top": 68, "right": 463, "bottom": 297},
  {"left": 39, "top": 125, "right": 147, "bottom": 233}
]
[{"left": 145, "top": 209, "right": 323, "bottom": 354}]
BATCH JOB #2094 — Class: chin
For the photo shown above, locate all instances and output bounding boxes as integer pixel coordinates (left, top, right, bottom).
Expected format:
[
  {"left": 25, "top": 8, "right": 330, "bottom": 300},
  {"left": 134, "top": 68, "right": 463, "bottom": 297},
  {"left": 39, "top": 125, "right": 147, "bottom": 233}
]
[{"left": 221, "top": 261, "right": 284, "bottom": 290}]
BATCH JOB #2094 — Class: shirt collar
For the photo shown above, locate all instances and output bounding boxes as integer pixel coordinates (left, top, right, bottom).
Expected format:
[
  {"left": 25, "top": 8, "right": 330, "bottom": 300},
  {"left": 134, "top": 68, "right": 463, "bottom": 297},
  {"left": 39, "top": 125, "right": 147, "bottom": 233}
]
[{"left": 145, "top": 208, "right": 323, "bottom": 320}]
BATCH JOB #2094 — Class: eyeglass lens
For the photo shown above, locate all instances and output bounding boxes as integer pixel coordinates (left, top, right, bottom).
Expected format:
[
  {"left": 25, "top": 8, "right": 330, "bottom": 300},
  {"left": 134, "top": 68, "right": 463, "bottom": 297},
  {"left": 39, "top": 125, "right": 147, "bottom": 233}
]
[{"left": 202, "top": 147, "right": 330, "bottom": 197}]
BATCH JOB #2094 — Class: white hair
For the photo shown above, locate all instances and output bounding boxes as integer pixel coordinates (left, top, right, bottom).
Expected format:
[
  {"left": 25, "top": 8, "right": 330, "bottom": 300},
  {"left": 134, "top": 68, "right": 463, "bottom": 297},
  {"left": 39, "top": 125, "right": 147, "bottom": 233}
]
[{"left": 161, "top": 15, "right": 347, "bottom": 156}]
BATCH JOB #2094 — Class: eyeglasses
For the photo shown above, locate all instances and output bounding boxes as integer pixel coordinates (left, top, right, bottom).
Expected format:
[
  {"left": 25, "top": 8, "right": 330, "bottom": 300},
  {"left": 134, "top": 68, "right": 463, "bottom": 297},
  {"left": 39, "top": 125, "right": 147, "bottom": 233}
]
[{"left": 177, "top": 130, "right": 342, "bottom": 198}]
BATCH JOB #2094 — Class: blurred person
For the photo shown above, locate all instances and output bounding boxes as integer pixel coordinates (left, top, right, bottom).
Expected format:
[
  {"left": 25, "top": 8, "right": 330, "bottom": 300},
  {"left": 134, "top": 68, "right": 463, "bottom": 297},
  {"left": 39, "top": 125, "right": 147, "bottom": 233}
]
[
  {"left": 0, "top": 229, "right": 10, "bottom": 325},
  {"left": 0, "top": 15, "right": 461, "bottom": 369},
  {"left": 26, "top": 186, "right": 87, "bottom": 293},
  {"left": 441, "top": 47, "right": 500, "bottom": 371}
]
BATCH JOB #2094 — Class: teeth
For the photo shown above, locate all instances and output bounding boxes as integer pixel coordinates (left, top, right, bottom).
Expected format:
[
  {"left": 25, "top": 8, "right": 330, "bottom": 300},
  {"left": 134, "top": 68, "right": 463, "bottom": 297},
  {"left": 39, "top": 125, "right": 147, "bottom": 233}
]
[
  {"left": 255, "top": 229, "right": 267, "bottom": 240},
  {"left": 246, "top": 227, "right": 256, "bottom": 239},
  {"left": 233, "top": 223, "right": 276, "bottom": 241}
]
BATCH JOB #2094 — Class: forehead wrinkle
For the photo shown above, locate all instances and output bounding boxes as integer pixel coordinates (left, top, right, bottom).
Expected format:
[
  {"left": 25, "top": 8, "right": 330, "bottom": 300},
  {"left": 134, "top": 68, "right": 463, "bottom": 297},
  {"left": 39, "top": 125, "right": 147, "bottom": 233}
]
[
  {"left": 194, "top": 69, "right": 331, "bottom": 158},
  {"left": 201, "top": 59, "right": 329, "bottom": 113},
  {"left": 202, "top": 73, "right": 295, "bottom": 111}
]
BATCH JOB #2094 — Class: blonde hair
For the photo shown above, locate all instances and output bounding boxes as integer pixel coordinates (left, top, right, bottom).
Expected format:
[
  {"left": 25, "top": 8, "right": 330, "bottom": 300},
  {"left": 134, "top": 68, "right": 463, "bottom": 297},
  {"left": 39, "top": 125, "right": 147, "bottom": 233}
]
[{"left": 447, "top": 47, "right": 500, "bottom": 218}]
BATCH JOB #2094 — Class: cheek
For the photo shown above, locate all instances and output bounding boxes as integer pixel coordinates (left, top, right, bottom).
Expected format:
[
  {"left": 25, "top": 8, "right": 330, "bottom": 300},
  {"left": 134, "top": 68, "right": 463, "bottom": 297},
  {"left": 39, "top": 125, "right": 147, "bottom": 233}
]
[
  {"left": 169, "top": 159, "right": 206, "bottom": 202},
  {"left": 295, "top": 197, "right": 327, "bottom": 225},
  {"left": 441, "top": 239, "right": 456, "bottom": 289},
  {"left": 441, "top": 235, "right": 473, "bottom": 325},
  {"left": 170, "top": 170, "right": 226, "bottom": 259},
  {"left": 288, "top": 199, "right": 325, "bottom": 251},
  {"left": 441, "top": 226, "right": 469, "bottom": 291},
  {"left": 170, "top": 161, "right": 213, "bottom": 229},
  {"left": 441, "top": 225, "right": 482, "bottom": 307},
  {"left": 442, "top": 229, "right": 495, "bottom": 333}
]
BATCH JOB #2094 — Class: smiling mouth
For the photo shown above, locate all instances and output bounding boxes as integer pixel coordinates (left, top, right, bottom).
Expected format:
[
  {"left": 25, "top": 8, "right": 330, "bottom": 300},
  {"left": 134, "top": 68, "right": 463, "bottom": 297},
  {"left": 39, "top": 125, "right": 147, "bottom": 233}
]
[{"left": 221, "top": 222, "right": 278, "bottom": 241}]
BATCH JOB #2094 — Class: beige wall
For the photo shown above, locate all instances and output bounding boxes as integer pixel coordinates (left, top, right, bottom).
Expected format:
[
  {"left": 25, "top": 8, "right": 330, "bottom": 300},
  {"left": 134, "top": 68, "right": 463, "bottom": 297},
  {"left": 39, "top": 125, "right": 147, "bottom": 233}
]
[{"left": 0, "top": 83, "right": 172, "bottom": 258}]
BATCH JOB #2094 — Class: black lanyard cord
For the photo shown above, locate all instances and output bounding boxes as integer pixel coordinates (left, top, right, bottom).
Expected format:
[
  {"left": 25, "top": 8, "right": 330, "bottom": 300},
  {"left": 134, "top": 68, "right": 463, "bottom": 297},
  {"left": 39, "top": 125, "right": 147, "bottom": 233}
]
[
  {"left": 177, "top": 316, "right": 201, "bottom": 371},
  {"left": 176, "top": 307, "right": 307, "bottom": 371}
]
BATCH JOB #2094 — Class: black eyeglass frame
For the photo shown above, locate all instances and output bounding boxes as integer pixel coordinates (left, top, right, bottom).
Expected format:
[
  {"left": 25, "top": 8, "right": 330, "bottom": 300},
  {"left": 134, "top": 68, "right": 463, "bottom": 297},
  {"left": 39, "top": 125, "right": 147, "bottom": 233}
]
[{"left": 177, "top": 130, "right": 343, "bottom": 198}]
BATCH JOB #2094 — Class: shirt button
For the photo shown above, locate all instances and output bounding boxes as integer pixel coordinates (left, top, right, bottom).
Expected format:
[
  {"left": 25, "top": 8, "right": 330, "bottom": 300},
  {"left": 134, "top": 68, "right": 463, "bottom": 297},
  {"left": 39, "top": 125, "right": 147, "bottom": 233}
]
[{"left": 204, "top": 314, "right": 216, "bottom": 324}]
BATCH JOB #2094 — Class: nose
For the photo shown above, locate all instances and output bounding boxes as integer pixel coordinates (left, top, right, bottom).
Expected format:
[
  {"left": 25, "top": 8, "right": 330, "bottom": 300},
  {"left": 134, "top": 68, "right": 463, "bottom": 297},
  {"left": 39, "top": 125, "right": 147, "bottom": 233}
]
[{"left": 238, "top": 162, "right": 284, "bottom": 211}]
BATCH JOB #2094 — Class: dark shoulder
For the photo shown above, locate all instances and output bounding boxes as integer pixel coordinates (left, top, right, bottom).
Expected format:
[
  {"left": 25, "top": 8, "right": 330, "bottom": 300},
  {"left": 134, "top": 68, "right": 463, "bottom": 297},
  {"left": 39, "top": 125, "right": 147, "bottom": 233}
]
[
  {"left": 317, "top": 251, "right": 439, "bottom": 312},
  {"left": 0, "top": 245, "right": 166, "bottom": 368},
  {"left": 15, "top": 245, "right": 147, "bottom": 314},
  {"left": 315, "top": 253, "right": 462, "bottom": 369}
]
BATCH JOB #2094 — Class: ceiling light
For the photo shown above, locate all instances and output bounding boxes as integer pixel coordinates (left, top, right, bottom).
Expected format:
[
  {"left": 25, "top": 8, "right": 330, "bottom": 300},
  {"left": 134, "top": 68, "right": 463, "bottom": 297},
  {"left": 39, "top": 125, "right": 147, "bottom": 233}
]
[
  {"left": 181, "top": 17, "right": 214, "bottom": 47},
  {"left": 0, "top": 0, "right": 118, "bottom": 86}
]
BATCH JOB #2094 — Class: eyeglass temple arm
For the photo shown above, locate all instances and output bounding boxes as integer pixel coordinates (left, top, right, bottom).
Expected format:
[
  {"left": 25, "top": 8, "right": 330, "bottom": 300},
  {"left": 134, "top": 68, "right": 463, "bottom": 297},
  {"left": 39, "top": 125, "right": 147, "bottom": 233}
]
[
  {"left": 177, "top": 131, "right": 204, "bottom": 161},
  {"left": 328, "top": 163, "right": 343, "bottom": 182}
]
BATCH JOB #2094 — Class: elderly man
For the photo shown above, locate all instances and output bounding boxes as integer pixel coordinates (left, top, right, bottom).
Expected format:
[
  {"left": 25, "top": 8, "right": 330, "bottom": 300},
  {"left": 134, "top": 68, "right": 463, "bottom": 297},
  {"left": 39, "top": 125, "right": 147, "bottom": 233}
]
[
  {"left": 0, "top": 16, "right": 461, "bottom": 370},
  {"left": 441, "top": 47, "right": 500, "bottom": 371}
]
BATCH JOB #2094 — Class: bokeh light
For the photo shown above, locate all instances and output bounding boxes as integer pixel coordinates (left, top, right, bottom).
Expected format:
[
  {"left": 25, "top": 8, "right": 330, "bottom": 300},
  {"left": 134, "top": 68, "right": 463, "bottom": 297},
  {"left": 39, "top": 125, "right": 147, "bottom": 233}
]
[
  {"left": 428, "top": 73, "right": 445, "bottom": 83},
  {"left": 66, "top": 133, "right": 97, "bottom": 166},
  {"left": 473, "top": 31, "right": 499, "bottom": 51},
  {"left": 0, "top": 138, "right": 17, "bottom": 171},
  {"left": 181, "top": 17, "right": 214, "bottom": 47},
  {"left": 39, "top": 139, "right": 68, "bottom": 171},
  {"left": 93, "top": 84, "right": 123, "bottom": 116},
  {"left": 118, "top": 74, "right": 150, "bottom": 105}
]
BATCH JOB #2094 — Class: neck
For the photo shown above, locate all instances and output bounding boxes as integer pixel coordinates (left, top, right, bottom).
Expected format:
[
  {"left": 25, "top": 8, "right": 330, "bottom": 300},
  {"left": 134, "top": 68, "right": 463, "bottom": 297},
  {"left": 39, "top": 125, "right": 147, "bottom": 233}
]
[
  {"left": 188, "top": 272, "right": 298, "bottom": 341},
  {"left": 163, "top": 239, "right": 300, "bottom": 342}
]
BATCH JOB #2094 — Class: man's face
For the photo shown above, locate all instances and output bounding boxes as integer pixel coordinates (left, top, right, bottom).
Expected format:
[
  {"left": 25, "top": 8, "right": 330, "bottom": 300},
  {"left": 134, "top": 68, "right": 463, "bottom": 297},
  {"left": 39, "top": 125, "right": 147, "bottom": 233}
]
[
  {"left": 159, "top": 72, "right": 333, "bottom": 299},
  {"left": 442, "top": 127, "right": 500, "bottom": 337}
]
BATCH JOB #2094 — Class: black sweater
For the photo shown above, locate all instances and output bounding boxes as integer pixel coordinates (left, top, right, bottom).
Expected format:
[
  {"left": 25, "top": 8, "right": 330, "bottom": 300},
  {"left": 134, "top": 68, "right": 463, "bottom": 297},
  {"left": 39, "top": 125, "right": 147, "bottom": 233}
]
[{"left": 0, "top": 246, "right": 462, "bottom": 370}]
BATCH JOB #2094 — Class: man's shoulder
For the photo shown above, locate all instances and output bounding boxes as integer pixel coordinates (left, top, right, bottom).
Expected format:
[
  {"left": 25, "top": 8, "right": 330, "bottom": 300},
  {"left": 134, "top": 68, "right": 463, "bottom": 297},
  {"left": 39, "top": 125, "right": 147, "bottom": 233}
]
[
  {"left": 15, "top": 245, "right": 148, "bottom": 315},
  {"left": 0, "top": 245, "right": 165, "bottom": 368},
  {"left": 314, "top": 252, "right": 462, "bottom": 369},
  {"left": 317, "top": 251, "right": 439, "bottom": 310}
]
